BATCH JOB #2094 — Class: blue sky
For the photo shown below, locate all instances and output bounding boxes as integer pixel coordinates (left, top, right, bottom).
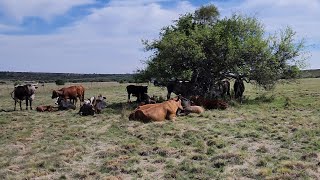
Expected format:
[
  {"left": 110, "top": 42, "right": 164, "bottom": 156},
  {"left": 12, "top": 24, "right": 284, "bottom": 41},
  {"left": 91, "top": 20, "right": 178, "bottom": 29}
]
[{"left": 0, "top": 0, "right": 319, "bottom": 74}]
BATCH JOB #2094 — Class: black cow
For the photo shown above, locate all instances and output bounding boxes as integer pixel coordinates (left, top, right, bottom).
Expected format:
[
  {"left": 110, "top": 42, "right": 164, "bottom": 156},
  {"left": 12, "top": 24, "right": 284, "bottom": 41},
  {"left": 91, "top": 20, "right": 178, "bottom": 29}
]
[
  {"left": 79, "top": 103, "right": 95, "bottom": 116},
  {"left": 11, "top": 84, "right": 38, "bottom": 110},
  {"left": 56, "top": 97, "right": 76, "bottom": 110},
  {"left": 79, "top": 95, "right": 107, "bottom": 115},
  {"left": 234, "top": 77, "right": 245, "bottom": 103},
  {"left": 91, "top": 95, "right": 107, "bottom": 113},
  {"left": 166, "top": 81, "right": 194, "bottom": 100},
  {"left": 126, "top": 85, "right": 148, "bottom": 102}
]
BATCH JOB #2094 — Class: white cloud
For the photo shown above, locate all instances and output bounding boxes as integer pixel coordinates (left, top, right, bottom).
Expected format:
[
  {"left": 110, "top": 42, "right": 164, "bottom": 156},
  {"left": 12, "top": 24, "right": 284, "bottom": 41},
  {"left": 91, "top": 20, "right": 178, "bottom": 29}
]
[
  {"left": 0, "top": 0, "right": 319, "bottom": 73},
  {"left": 0, "top": 1, "right": 196, "bottom": 73},
  {"left": 0, "top": 0, "right": 95, "bottom": 22},
  {"left": 0, "top": 24, "right": 21, "bottom": 32},
  {"left": 107, "top": 0, "right": 172, "bottom": 6}
]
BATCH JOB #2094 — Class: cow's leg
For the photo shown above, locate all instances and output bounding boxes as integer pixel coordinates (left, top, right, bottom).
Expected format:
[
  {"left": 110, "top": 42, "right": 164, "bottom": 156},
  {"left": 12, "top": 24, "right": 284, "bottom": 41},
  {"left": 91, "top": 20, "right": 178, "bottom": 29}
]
[
  {"left": 81, "top": 93, "right": 84, "bottom": 104},
  {"left": 14, "top": 100, "right": 17, "bottom": 111},
  {"left": 167, "top": 92, "right": 171, "bottom": 100},
  {"left": 78, "top": 97, "right": 82, "bottom": 106},
  {"left": 19, "top": 100, "right": 22, "bottom": 110},
  {"left": 74, "top": 98, "right": 78, "bottom": 107},
  {"left": 167, "top": 113, "right": 176, "bottom": 121},
  {"left": 128, "top": 93, "right": 131, "bottom": 102},
  {"left": 25, "top": 98, "right": 29, "bottom": 110},
  {"left": 29, "top": 99, "right": 33, "bottom": 110}
]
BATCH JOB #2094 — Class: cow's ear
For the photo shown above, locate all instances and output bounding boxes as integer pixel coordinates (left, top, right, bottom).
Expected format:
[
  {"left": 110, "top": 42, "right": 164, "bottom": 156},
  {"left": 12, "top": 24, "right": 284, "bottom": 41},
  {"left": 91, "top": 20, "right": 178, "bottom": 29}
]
[{"left": 176, "top": 95, "right": 181, "bottom": 101}]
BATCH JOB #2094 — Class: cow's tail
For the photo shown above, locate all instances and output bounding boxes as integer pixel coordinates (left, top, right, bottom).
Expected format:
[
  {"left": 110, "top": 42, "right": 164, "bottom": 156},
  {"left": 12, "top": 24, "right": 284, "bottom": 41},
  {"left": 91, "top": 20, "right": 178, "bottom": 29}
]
[{"left": 10, "top": 91, "right": 15, "bottom": 100}]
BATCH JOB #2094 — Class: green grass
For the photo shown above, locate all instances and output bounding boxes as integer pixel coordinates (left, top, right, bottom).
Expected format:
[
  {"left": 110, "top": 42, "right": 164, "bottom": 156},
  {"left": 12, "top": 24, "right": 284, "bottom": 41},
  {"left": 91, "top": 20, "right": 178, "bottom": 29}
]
[{"left": 0, "top": 79, "right": 319, "bottom": 179}]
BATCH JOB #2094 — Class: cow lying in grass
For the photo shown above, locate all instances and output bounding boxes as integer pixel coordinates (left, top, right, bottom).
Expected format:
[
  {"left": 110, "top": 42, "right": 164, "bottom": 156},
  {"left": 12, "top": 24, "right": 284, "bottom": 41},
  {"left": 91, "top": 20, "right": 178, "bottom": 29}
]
[
  {"left": 190, "top": 96, "right": 228, "bottom": 110},
  {"left": 79, "top": 95, "right": 107, "bottom": 116},
  {"left": 56, "top": 97, "right": 76, "bottom": 110},
  {"left": 183, "top": 105, "right": 205, "bottom": 114},
  {"left": 36, "top": 105, "right": 54, "bottom": 112},
  {"left": 129, "top": 96, "right": 183, "bottom": 122},
  {"left": 177, "top": 96, "right": 205, "bottom": 115}
]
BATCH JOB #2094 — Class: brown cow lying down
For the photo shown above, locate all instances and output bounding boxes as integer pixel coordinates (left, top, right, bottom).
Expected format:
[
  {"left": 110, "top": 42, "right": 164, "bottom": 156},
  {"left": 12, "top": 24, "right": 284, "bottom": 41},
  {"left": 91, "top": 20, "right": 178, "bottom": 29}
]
[
  {"left": 129, "top": 96, "right": 183, "bottom": 122},
  {"left": 36, "top": 105, "right": 54, "bottom": 112},
  {"left": 190, "top": 96, "right": 228, "bottom": 110}
]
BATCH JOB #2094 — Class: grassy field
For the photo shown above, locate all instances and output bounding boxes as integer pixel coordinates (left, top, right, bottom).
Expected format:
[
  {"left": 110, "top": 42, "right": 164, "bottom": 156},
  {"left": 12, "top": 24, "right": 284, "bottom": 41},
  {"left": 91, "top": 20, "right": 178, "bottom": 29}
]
[{"left": 0, "top": 79, "right": 319, "bottom": 179}]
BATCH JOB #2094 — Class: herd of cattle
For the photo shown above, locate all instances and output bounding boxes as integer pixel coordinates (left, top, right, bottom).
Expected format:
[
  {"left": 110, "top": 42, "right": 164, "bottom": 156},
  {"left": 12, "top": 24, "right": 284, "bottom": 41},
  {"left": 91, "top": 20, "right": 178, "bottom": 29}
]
[
  {"left": 10, "top": 84, "right": 107, "bottom": 116},
  {"left": 10, "top": 78, "right": 245, "bottom": 122}
]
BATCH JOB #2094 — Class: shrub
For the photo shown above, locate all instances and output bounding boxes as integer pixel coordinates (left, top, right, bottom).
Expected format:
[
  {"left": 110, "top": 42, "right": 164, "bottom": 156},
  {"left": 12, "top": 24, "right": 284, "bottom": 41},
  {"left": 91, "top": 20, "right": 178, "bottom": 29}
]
[
  {"left": 119, "top": 79, "right": 125, "bottom": 84},
  {"left": 14, "top": 81, "right": 21, "bottom": 86},
  {"left": 55, "top": 79, "right": 65, "bottom": 86}
]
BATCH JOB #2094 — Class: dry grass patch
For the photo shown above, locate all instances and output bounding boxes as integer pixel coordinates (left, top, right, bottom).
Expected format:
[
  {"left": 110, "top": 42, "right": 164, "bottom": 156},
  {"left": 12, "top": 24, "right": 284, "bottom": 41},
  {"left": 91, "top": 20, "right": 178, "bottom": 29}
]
[{"left": 0, "top": 79, "right": 319, "bottom": 179}]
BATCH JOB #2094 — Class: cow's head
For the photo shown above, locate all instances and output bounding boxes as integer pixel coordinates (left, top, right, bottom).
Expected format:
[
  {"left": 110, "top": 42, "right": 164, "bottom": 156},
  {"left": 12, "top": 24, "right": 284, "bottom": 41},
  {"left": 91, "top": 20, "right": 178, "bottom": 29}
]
[
  {"left": 180, "top": 96, "right": 191, "bottom": 108},
  {"left": 142, "top": 86, "right": 148, "bottom": 93},
  {"left": 54, "top": 97, "right": 60, "bottom": 105},
  {"left": 171, "top": 95, "right": 183, "bottom": 110},
  {"left": 52, "top": 90, "right": 62, "bottom": 99}
]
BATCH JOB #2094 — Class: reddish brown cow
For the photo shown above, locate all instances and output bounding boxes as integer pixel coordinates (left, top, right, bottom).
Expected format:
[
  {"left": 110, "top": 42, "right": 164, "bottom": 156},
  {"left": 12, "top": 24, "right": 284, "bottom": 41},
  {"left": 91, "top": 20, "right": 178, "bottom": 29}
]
[
  {"left": 52, "top": 85, "right": 85, "bottom": 107},
  {"left": 190, "top": 96, "right": 228, "bottom": 110},
  {"left": 36, "top": 105, "right": 54, "bottom": 112}
]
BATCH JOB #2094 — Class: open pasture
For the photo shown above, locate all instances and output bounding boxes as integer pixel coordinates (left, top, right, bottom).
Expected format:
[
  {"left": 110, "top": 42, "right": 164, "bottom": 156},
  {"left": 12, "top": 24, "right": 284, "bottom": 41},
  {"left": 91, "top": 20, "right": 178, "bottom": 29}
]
[{"left": 0, "top": 79, "right": 319, "bottom": 179}]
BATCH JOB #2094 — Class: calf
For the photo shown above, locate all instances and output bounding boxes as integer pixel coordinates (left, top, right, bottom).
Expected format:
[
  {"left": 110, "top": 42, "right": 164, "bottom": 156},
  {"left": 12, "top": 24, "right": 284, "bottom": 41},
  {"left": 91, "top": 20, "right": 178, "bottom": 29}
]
[
  {"left": 79, "top": 95, "right": 107, "bottom": 115},
  {"left": 91, "top": 95, "right": 107, "bottom": 113},
  {"left": 11, "top": 84, "right": 38, "bottom": 110},
  {"left": 56, "top": 97, "right": 76, "bottom": 110},
  {"left": 79, "top": 103, "right": 95, "bottom": 116},
  {"left": 126, "top": 85, "right": 148, "bottom": 102},
  {"left": 184, "top": 106, "right": 205, "bottom": 114},
  {"left": 36, "top": 105, "right": 54, "bottom": 112}
]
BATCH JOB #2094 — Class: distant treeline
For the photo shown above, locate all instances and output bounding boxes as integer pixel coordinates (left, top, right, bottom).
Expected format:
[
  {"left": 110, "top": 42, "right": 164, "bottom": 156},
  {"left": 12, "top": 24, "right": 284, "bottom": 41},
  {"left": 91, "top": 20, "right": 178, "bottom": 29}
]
[
  {"left": 0, "top": 71, "right": 135, "bottom": 84},
  {"left": 300, "top": 69, "right": 320, "bottom": 78},
  {"left": 0, "top": 69, "right": 319, "bottom": 84}
]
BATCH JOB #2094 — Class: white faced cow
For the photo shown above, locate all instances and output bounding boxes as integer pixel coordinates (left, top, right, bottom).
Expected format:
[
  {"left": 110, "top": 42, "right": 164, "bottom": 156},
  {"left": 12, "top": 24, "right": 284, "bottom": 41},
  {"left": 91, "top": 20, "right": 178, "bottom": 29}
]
[{"left": 11, "top": 84, "right": 38, "bottom": 110}]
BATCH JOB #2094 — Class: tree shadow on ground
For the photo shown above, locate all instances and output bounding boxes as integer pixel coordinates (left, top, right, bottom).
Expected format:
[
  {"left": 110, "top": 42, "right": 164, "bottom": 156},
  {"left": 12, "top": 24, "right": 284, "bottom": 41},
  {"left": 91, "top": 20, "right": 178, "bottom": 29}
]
[{"left": 104, "top": 101, "right": 140, "bottom": 115}]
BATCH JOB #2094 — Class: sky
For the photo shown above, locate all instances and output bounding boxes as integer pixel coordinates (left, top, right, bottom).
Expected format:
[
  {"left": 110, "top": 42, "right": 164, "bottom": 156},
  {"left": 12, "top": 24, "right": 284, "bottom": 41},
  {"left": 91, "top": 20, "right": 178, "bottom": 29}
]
[{"left": 0, "top": 0, "right": 319, "bottom": 74}]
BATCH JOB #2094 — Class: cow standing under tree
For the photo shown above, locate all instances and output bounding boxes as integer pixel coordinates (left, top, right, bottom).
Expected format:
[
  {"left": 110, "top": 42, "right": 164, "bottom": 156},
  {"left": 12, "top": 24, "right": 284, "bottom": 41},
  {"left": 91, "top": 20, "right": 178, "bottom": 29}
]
[
  {"left": 234, "top": 77, "right": 245, "bottom": 104},
  {"left": 217, "top": 80, "right": 231, "bottom": 99},
  {"left": 166, "top": 80, "right": 194, "bottom": 100},
  {"left": 126, "top": 85, "right": 148, "bottom": 102},
  {"left": 11, "top": 84, "right": 38, "bottom": 110}
]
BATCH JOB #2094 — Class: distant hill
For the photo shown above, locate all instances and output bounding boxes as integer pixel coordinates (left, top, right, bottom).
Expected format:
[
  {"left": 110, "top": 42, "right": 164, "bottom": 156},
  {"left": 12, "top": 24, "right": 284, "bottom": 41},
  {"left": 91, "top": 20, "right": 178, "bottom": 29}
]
[{"left": 0, "top": 71, "right": 135, "bottom": 83}]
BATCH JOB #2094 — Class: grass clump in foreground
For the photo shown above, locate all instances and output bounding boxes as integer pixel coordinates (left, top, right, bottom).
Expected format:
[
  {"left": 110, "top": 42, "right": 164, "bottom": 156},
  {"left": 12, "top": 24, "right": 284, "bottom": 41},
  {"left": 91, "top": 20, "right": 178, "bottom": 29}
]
[{"left": 0, "top": 79, "right": 319, "bottom": 179}]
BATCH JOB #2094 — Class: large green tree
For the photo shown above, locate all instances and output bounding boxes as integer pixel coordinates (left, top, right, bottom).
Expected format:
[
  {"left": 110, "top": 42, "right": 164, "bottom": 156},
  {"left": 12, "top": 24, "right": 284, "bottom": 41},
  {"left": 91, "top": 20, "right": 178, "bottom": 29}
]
[{"left": 138, "top": 5, "right": 307, "bottom": 95}]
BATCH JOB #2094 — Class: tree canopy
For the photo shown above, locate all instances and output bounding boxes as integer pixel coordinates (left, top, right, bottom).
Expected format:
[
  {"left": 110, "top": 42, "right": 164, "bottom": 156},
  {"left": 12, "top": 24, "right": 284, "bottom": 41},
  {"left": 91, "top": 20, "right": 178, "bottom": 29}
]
[{"left": 138, "top": 5, "right": 307, "bottom": 95}]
